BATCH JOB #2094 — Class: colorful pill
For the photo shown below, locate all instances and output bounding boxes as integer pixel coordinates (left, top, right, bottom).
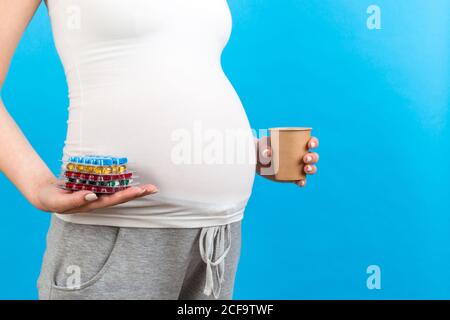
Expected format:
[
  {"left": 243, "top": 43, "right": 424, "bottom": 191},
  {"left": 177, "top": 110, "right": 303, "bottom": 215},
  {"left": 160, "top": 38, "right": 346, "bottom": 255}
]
[
  {"left": 65, "top": 182, "right": 74, "bottom": 189},
  {"left": 102, "top": 166, "right": 113, "bottom": 175},
  {"left": 93, "top": 166, "right": 103, "bottom": 174},
  {"left": 64, "top": 155, "right": 132, "bottom": 194}
]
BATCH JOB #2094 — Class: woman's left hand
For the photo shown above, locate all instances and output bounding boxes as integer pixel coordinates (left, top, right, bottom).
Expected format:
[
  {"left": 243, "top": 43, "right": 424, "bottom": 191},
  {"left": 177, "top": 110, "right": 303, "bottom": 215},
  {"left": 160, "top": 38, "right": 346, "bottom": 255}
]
[{"left": 256, "top": 136, "right": 319, "bottom": 187}]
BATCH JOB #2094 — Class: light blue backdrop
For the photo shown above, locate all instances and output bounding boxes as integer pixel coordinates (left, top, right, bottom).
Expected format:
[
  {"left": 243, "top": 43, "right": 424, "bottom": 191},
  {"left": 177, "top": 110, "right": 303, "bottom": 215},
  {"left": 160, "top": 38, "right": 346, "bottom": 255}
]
[{"left": 0, "top": 0, "right": 448, "bottom": 299}]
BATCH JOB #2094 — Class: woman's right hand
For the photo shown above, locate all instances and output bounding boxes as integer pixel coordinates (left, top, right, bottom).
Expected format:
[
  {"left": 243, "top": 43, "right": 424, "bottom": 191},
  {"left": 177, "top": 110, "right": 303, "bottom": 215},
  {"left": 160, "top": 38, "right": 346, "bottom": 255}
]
[
  {"left": 36, "top": 178, "right": 158, "bottom": 214},
  {"left": 1, "top": 1, "right": 159, "bottom": 215}
]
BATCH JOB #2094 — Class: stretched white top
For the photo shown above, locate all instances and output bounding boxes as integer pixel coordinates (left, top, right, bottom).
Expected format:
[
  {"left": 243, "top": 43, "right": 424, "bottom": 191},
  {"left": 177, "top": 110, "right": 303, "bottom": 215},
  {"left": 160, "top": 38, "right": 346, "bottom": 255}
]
[{"left": 47, "top": 0, "right": 256, "bottom": 228}]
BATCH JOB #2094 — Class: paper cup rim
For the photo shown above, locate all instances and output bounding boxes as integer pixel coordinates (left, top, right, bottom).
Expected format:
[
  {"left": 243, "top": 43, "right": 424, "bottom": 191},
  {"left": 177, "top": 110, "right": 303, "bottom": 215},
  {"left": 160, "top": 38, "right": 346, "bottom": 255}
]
[{"left": 269, "top": 127, "right": 312, "bottom": 131}]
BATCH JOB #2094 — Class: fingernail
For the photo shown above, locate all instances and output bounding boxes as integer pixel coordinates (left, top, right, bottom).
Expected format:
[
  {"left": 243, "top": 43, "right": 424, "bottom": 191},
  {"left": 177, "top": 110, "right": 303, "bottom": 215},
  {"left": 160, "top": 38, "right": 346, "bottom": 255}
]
[
  {"left": 262, "top": 149, "right": 270, "bottom": 157},
  {"left": 310, "top": 142, "right": 316, "bottom": 148},
  {"left": 85, "top": 193, "right": 98, "bottom": 201},
  {"left": 305, "top": 165, "right": 312, "bottom": 172},
  {"left": 299, "top": 180, "right": 306, "bottom": 187},
  {"left": 306, "top": 155, "right": 313, "bottom": 162}
]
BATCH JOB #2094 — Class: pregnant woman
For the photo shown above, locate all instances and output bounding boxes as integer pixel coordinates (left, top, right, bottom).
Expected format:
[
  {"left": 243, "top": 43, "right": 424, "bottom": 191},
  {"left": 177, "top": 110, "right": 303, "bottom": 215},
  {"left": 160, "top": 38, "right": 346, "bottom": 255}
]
[{"left": 0, "top": 0, "right": 319, "bottom": 299}]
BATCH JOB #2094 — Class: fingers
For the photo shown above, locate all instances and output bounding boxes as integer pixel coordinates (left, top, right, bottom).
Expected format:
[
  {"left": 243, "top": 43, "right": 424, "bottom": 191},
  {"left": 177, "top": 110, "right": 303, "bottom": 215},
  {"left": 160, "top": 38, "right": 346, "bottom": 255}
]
[
  {"left": 304, "top": 164, "right": 317, "bottom": 175},
  {"left": 303, "top": 152, "right": 319, "bottom": 164},
  {"left": 60, "top": 184, "right": 158, "bottom": 214},
  {"left": 92, "top": 187, "right": 148, "bottom": 207},
  {"left": 56, "top": 190, "right": 100, "bottom": 213},
  {"left": 308, "top": 137, "right": 319, "bottom": 149},
  {"left": 296, "top": 179, "right": 306, "bottom": 187},
  {"left": 296, "top": 138, "right": 319, "bottom": 187},
  {"left": 295, "top": 164, "right": 316, "bottom": 188},
  {"left": 84, "top": 185, "right": 157, "bottom": 210}
]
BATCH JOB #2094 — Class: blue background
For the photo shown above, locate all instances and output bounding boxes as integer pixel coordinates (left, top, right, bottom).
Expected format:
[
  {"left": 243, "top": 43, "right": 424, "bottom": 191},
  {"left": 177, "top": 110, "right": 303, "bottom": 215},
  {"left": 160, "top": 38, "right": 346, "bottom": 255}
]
[{"left": 0, "top": 0, "right": 449, "bottom": 299}]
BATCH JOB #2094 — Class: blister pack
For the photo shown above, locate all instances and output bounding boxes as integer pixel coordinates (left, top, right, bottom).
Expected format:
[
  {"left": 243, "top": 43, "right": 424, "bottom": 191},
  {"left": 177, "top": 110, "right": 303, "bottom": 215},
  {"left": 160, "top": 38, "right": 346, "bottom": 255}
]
[{"left": 60, "top": 155, "right": 138, "bottom": 194}]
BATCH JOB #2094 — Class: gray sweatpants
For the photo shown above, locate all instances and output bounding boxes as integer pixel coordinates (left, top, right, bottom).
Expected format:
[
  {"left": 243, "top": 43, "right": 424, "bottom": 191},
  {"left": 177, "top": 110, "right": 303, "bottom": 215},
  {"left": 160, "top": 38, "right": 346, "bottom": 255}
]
[{"left": 37, "top": 216, "right": 241, "bottom": 300}]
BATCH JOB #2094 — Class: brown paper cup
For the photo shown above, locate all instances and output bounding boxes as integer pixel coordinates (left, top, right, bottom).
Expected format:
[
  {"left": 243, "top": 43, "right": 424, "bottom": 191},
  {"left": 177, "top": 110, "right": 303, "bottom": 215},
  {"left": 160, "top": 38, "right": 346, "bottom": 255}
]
[{"left": 269, "top": 127, "right": 312, "bottom": 181}]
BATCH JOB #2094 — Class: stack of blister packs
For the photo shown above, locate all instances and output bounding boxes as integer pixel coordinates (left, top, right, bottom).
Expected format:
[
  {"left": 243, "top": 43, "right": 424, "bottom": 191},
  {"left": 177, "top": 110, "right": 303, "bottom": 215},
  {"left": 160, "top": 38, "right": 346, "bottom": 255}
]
[{"left": 61, "top": 155, "right": 136, "bottom": 194}]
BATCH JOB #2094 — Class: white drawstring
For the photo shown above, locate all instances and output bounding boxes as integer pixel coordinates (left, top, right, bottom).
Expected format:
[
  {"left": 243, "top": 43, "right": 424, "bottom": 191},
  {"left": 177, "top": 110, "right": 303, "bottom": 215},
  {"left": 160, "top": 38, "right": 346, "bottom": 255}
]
[{"left": 199, "top": 224, "right": 231, "bottom": 298}]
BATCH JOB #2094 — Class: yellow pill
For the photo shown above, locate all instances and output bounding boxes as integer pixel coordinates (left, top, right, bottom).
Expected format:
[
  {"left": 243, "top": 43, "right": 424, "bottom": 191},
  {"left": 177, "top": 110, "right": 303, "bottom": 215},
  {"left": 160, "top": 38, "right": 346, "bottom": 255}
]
[
  {"left": 66, "top": 163, "right": 75, "bottom": 171},
  {"left": 111, "top": 165, "right": 118, "bottom": 174},
  {"left": 118, "top": 165, "right": 126, "bottom": 173},
  {"left": 76, "top": 165, "right": 85, "bottom": 172},
  {"left": 86, "top": 166, "right": 94, "bottom": 173},
  {"left": 103, "top": 166, "right": 112, "bottom": 175},
  {"left": 94, "top": 166, "right": 103, "bottom": 174}
]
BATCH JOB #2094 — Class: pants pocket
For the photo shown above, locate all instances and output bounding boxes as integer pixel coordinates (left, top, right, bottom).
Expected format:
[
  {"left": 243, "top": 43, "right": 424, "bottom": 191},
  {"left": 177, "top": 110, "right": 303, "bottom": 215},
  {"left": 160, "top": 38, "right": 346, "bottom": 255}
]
[{"left": 38, "top": 216, "right": 123, "bottom": 299}]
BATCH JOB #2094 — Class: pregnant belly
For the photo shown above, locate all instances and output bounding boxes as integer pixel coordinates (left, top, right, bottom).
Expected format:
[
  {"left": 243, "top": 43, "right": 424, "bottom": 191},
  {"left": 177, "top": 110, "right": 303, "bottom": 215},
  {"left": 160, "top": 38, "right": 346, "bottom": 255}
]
[{"left": 64, "top": 53, "right": 256, "bottom": 206}]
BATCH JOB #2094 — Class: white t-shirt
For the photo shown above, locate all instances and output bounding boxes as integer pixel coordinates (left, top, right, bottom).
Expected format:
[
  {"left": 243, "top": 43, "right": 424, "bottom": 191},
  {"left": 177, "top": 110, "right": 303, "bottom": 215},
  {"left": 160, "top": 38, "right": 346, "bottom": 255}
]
[{"left": 47, "top": 0, "right": 256, "bottom": 228}]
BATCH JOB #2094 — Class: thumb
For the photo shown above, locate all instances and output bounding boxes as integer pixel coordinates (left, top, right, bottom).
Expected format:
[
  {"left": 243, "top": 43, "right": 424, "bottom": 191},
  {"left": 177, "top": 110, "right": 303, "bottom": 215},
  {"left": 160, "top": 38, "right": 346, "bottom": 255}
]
[{"left": 258, "top": 136, "right": 272, "bottom": 166}]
